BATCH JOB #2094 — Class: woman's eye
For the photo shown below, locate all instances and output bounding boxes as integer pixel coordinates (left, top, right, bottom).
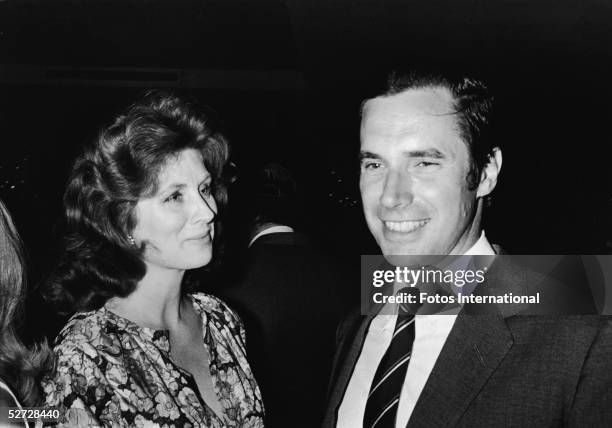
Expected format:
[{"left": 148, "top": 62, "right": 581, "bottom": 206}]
[
  {"left": 200, "top": 185, "right": 212, "bottom": 197},
  {"left": 165, "top": 192, "right": 183, "bottom": 203}
]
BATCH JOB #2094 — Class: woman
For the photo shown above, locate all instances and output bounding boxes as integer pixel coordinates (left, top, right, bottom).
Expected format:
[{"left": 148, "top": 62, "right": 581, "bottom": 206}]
[
  {"left": 42, "top": 91, "right": 264, "bottom": 427},
  {"left": 0, "top": 198, "right": 52, "bottom": 427}
]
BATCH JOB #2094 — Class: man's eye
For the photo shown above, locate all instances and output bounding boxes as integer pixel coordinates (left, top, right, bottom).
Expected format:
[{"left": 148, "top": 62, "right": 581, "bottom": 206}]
[
  {"left": 165, "top": 192, "right": 183, "bottom": 203},
  {"left": 416, "top": 161, "right": 439, "bottom": 168},
  {"left": 362, "top": 161, "right": 382, "bottom": 171}
]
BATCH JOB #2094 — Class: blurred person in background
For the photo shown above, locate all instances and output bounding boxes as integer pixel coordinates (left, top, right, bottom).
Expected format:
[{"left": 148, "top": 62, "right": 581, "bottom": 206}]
[
  {"left": 217, "top": 163, "right": 348, "bottom": 427},
  {"left": 0, "top": 198, "right": 52, "bottom": 427}
]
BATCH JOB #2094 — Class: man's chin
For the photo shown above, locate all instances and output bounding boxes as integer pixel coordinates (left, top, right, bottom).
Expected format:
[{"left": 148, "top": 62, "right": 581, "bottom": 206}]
[
  {"left": 379, "top": 239, "right": 421, "bottom": 256},
  {"left": 378, "top": 239, "right": 445, "bottom": 267},
  {"left": 383, "top": 254, "right": 437, "bottom": 268}
]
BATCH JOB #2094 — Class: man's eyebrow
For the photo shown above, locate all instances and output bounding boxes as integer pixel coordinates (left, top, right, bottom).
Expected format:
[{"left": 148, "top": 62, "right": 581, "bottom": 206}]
[
  {"left": 359, "top": 151, "right": 381, "bottom": 161},
  {"left": 404, "top": 149, "right": 445, "bottom": 159},
  {"left": 359, "top": 149, "right": 445, "bottom": 161}
]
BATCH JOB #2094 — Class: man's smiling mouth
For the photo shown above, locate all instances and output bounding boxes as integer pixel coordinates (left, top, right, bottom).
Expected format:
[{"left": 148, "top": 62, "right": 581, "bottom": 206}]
[{"left": 383, "top": 219, "right": 429, "bottom": 233}]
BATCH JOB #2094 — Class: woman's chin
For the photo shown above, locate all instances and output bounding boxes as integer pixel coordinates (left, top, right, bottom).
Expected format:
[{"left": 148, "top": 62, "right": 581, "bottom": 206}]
[{"left": 188, "top": 251, "right": 214, "bottom": 269}]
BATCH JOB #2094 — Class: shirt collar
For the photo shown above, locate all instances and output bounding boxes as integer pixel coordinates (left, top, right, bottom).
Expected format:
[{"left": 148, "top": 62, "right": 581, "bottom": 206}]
[
  {"left": 249, "top": 225, "right": 294, "bottom": 247},
  {"left": 465, "top": 231, "right": 495, "bottom": 256},
  {"left": 442, "top": 231, "right": 495, "bottom": 278},
  {"left": 380, "top": 230, "right": 494, "bottom": 331}
]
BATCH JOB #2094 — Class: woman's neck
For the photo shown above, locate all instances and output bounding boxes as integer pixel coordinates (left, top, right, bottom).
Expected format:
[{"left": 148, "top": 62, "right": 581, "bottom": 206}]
[{"left": 105, "top": 264, "right": 188, "bottom": 331}]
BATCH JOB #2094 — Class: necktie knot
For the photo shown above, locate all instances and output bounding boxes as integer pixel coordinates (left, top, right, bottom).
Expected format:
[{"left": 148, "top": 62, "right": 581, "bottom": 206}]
[{"left": 396, "top": 286, "right": 421, "bottom": 318}]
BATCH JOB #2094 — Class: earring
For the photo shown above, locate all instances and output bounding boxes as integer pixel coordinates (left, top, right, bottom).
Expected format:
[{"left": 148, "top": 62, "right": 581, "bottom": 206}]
[{"left": 127, "top": 234, "right": 136, "bottom": 247}]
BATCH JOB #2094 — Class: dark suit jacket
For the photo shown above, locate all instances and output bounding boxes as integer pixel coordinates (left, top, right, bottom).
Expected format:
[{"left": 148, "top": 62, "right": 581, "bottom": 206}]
[
  {"left": 323, "top": 256, "right": 612, "bottom": 427},
  {"left": 217, "top": 231, "right": 351, "bottom": 428}
]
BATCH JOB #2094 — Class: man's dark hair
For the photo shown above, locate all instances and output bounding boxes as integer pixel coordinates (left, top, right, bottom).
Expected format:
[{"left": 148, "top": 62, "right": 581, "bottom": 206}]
[
  {"left": 45, "top": 90, "right": 231, "bottom": 315},
  {"left": 363, "top": 71, "right": 495, "bottom": 190}
]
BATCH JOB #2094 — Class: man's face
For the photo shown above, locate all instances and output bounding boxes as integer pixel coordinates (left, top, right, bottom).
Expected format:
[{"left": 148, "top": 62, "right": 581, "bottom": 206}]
[{"left": 359, "top": 87, "right": 494, "bottom": 256}]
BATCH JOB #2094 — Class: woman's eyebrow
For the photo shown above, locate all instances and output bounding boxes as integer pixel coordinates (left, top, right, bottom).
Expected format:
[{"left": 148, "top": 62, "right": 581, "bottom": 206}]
[
  {"left": 158, "top": 183, "right": 187, "bottom": 194},
  {"left": 160, "top": 174, "right": 212, "bottom": 192}
]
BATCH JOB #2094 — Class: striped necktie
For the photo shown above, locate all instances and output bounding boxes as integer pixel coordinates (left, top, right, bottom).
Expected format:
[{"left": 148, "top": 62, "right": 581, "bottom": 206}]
[{"left": 363, "top": 288, "right": 418, "bottom": 428}]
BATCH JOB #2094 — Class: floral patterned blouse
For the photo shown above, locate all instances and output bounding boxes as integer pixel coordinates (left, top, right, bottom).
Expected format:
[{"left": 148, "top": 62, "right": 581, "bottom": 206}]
[{"left": 42, "top": 293, "right": 264, "bottom": 427}]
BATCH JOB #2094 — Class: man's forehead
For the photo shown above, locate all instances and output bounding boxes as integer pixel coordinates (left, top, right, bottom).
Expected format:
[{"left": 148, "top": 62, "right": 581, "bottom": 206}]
[
  {"left": 359, "top": 87, "right": 465, "bottom": 160},
  {"left": 362, "top": 86, "right": 456, "bottom": 124}
]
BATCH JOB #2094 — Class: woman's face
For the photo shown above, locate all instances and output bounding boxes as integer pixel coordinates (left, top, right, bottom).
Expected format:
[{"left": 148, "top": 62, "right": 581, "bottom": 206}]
[{"left": 132, "top": 149, "right": 217, "bottom": 272}]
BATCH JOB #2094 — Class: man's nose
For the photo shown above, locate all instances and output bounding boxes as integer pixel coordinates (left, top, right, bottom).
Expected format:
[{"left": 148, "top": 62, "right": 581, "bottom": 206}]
[{"left": 380, "top": 170, "right": 414, "bottom": 209}]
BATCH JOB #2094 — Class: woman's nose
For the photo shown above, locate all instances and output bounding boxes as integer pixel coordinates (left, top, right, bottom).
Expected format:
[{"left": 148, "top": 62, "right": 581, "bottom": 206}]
[{"left": 193, "top": 193, "right": 217, "bottom": 223}]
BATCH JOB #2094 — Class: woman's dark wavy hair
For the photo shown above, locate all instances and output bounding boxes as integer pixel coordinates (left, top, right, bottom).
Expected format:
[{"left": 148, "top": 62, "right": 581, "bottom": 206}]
[
  {"left": 0, "top": 199, "right": 53, "bottom": 406},
  {"left": 45, "top": 90, "right": 231, "bottom": 316}
]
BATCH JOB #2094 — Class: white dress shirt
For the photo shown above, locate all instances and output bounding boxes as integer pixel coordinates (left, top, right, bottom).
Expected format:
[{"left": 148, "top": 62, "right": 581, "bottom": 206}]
[
  {"left": 248, "top": 225, "right": 294, "bottom": 247},
  {"left": 337, "top": 232, "right": 496, "bottom": 428}
]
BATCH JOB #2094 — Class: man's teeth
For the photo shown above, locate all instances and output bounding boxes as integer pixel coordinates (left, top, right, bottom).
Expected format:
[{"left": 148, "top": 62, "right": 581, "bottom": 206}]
[{"left": 384, "top": 220, "right": 428, "bottom": 233}]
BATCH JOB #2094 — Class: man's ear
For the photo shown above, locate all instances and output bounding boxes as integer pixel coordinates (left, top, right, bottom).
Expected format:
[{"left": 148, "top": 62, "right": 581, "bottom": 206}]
[{"left": 476, "top": 147, "right": 502, "bottom": 198}]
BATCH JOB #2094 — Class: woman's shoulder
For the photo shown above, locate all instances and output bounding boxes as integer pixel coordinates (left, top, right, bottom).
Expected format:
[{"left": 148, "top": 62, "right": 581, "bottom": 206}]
[
  {"left": 43, "top": 309, "right": 120, "bottom": 397},
  {"left": 190, "top": 292, "right": 242, "bottom": 326},
  {"left": 53, "top": 308, "right": 114, "bottom": 357},
  {"left": 189, "top": 292, "right": 247, "bottom": 345},
  {"left": 190, "top": 292, "right": 233, "bottom": 314}
]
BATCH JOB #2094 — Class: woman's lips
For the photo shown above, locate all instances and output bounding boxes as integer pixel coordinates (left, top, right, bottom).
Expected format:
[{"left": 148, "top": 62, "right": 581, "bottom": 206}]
[{"left": 187, "top": 232, "right": 211, "bottom": 241}]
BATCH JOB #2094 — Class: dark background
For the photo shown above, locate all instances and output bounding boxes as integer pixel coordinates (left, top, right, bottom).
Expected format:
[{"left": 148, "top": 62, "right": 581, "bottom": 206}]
[{"left": 1, "top": 0, "right": 611, "bottom": 339}]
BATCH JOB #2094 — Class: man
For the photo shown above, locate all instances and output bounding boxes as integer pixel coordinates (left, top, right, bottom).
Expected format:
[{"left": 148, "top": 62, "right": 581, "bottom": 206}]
[
  {"left": 218, "top": 163, "right": 348, "bottom": 427},
  {"left": 323, "top": 72, "right": 612, "bottom": 427}
]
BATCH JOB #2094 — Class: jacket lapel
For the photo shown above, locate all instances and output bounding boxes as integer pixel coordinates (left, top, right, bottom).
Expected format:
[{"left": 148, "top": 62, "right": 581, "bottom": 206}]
[
  {"left": 407, "top": 256, "right": 522, "bottom": 427},
  {"left": 324, "top": 314, "right": 375, "bottom": 427},
  {"left": 407, "top": 312, "right": 513, "bottom": 427}
]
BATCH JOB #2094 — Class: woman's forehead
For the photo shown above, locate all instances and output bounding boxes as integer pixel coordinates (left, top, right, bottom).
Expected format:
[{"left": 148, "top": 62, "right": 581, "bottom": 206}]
[
  {"left": 159, "top": 150, "right": 208, "bottom": 179},
  {"left": 146, "top": 149, "right": 209, "bottom": 196}
]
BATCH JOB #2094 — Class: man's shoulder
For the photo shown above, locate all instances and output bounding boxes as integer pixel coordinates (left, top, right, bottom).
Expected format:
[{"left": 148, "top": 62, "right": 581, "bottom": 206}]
[
  {"left": 482, "top": 255, "right": 598, "bottom": 315},
  {"left": 505, "top": 315, "right": 604, "bottom": 338},
  {"left": 335, "top": 307, "right": 368, "bottom": 343}
]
